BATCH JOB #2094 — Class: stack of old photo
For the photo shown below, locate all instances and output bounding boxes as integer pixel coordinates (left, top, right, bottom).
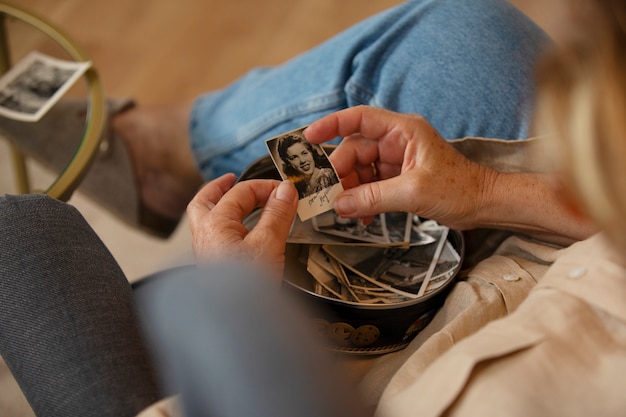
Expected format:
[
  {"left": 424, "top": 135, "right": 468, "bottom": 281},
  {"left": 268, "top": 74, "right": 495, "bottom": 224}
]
[{"left": 289, "top": 212, "right": 460, "bottom": 305}]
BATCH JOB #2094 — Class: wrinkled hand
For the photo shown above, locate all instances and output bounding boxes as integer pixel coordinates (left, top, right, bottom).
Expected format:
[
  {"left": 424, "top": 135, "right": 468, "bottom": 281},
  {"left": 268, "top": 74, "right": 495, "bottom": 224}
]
[
  {"left": 304, "top": 106, "right": 496, "bottom": 230},
  {"left": 187, "top": 173, "right": 299, "bottom": 274}
]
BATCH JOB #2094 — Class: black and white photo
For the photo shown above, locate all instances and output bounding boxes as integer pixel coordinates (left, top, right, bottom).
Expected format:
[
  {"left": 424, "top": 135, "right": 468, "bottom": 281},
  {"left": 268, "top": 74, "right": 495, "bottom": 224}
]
[
  {"left": 0, "top": 51, "right": 91, "bottom": 122},
  {"left": 266, "top": 127, "right": 343, "bottom": 221}
]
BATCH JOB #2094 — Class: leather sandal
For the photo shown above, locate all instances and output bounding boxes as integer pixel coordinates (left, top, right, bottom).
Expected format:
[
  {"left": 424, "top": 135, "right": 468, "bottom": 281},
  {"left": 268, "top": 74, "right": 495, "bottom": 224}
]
[{"left": 0, "top": 98, "right": 180, "bottom": 239}]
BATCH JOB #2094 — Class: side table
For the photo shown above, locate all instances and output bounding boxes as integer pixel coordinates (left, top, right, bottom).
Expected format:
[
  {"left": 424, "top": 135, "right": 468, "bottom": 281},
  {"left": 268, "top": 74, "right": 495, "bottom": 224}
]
[{"left": 0, "top": 2, "right": 105, "bottom": 202}]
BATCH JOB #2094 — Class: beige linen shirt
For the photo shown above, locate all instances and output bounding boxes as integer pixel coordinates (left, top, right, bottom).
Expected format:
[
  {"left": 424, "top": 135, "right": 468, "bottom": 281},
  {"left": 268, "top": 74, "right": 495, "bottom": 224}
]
[{"left": 375, "top": 233, "right": 626, "bottom": 417}]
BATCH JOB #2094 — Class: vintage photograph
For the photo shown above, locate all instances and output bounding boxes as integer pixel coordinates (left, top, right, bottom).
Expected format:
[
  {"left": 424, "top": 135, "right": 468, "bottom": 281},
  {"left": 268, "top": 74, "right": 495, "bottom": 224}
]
[
  {"left": 0, "top": 51, "right": 91, "bottom": 122},
  {"left": 322, "top": 225, "right": 460, "bottom": 299},
  {"left": 266, "top": 127, "right": 343, "bottom": 221},
  {"left": 312, "top": 211, "right": 412, "bottom": 245},
  {"left": 281, "top": 219, "right": 461, "bottom": 305}
]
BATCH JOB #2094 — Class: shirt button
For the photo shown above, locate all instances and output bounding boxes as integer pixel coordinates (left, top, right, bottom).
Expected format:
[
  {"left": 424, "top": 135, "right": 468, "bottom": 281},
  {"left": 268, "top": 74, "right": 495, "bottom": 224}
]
[
  {"left": 567, "top": 267, "right": 587, "bottom": 280},
  {"left": 503, "top": 274, "right": 521, "bottom": 282}
]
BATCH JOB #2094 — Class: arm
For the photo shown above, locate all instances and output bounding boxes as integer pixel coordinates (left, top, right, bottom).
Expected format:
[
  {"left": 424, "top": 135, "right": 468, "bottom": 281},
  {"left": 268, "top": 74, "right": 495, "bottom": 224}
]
[{"left": 304, "top": 106, "right": 597, "bottom": 244}]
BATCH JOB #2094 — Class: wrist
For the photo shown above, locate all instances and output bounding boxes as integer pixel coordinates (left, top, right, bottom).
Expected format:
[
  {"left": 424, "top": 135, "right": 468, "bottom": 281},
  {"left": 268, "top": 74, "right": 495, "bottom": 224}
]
[
  {"left": 471, "top": 170, "right": 596, "bottom": 242},
  {"left": 461, "top": 163, "right": 502, "bottom": 230},
  {"left": 473, "top": 170, "right": 535, "bottom": 230}
]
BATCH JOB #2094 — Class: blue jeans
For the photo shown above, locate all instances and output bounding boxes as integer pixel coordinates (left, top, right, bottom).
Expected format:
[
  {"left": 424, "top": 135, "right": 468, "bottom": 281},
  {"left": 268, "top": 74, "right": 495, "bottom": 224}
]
[{"left": 190, "top": 0, "right": 550, "bottom": 180}]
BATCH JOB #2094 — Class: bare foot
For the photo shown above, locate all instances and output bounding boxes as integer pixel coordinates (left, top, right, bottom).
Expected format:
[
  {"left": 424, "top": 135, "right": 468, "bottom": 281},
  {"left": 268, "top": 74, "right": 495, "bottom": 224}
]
[{"left": 112, "top": 102, "right": 205, "bottom": 221}]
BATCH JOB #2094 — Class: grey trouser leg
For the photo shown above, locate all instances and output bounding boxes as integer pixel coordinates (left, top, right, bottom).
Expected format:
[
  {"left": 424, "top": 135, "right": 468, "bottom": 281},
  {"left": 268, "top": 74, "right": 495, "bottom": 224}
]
[{"left": 0, "top": 194, "right": 161, "bottom": 417}]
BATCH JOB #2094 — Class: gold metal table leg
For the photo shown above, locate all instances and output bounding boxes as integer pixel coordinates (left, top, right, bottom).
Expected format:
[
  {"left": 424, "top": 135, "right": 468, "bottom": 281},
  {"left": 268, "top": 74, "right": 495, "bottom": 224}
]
[
  {"left": 0, "top": 10, "right": 31, "bottom": 194},
  {"left": 9, "top": 145, "right": 30, "bottom": 194}
]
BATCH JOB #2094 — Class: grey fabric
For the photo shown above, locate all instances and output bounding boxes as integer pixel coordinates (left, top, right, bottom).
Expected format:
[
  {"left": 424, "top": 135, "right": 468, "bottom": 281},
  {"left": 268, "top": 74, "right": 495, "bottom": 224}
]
[
  {"left": 0, "top": 194, "right": 161, "bottom": 417},
  {"left": 137, "top": 264, "right": 368, "bottom": 417}
]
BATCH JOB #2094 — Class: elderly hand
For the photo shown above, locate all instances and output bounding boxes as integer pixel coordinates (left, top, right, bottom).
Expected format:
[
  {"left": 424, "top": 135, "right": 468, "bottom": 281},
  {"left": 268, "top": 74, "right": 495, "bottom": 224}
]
[
  {"left": 187, "top": 173, "right": 299, "bottom": 275},
  {"left": 304, "top": 106, "right": 495, "bottom": 231}
]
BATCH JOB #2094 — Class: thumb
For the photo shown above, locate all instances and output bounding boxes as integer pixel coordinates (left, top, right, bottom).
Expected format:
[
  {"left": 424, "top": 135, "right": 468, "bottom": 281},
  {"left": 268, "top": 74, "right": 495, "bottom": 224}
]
[
  {"left": 252, "top": 181, "right": 299, "bottom": 242},
  {"left": 333, "top": 177, "right": 412, "bottom": 218}
]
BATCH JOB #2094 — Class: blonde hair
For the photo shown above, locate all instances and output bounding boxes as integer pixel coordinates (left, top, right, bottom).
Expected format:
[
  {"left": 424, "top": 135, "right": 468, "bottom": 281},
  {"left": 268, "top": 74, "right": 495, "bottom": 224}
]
[{"left": 534, "top": 0, "right": 626, "bottom": 251}]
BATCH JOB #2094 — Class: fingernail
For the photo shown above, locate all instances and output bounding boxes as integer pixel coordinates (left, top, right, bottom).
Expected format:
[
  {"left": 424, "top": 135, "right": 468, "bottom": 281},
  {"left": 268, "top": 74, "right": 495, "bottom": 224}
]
[
  {"left": 276, "top": 181, "right": 297, "bottom": 202},
  {"left": 334, "top": 195, "right": 357, "bottom": 215}
]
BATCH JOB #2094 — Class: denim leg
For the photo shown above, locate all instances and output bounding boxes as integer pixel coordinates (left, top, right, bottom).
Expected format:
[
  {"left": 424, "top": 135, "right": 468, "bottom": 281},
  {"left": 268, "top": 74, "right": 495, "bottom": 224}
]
[
  {"left": 190, "top": 0, "right": 551, "bottom": 180},
  {"left": 0, "top": 195, "right": 161, "bottom": 417}
]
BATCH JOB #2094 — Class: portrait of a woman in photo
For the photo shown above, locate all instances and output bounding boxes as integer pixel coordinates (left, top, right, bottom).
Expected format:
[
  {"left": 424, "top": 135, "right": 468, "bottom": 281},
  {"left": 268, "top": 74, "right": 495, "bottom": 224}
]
[{"left": 277, "top": 133, "right": 339, "bottom": 199}]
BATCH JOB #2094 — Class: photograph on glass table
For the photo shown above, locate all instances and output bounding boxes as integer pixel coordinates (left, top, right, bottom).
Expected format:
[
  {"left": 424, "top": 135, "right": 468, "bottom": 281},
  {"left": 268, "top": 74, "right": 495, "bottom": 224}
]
[{"left": 0, "top": 51, "right": 91, "bottom": 122}]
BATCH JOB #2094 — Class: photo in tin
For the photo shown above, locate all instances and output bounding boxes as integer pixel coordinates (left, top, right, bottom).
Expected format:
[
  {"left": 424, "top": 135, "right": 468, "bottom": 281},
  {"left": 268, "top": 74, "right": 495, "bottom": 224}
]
[
  {"left": 322, "top": 226, "right": 457, "bottom": 300},
  {"left": 311, "top": 211, "right": 411, "bottom": 245},
  {"left": 302, "top": 223, "right": 460, "bottom": 304}
]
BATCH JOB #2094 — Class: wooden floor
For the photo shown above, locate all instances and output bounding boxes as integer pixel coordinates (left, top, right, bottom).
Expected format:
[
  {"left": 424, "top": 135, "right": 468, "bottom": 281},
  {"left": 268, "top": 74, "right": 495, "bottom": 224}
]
[{"left": 0, "top": 1, "right": 546, "bottom": 416}]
